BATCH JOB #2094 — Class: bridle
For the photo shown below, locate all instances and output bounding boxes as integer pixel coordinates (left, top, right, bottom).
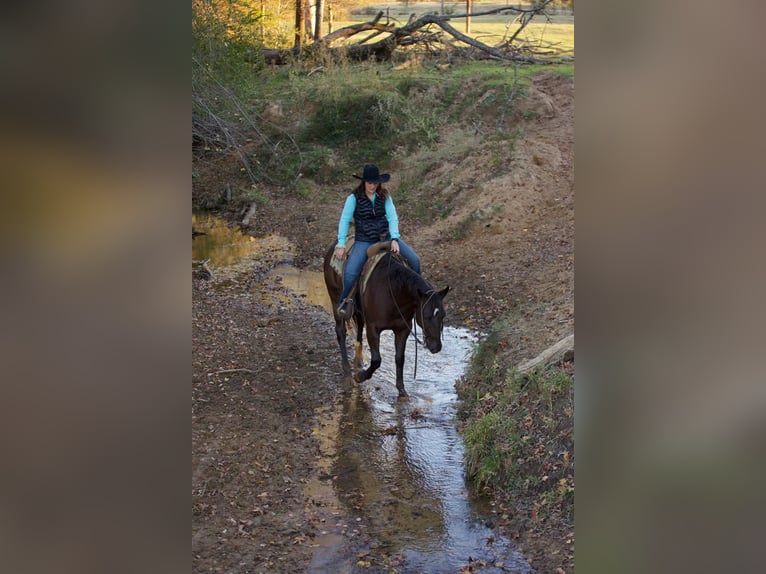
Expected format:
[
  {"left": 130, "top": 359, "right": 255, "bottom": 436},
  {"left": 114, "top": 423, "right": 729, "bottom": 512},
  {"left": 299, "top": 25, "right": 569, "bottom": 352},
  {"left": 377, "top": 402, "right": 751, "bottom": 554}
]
[
  {"left": 385, "top": 254, "right": 437, "bottom": 345},
  {"left": 379, "top": 252, "right": 445, "bottom": 379}
]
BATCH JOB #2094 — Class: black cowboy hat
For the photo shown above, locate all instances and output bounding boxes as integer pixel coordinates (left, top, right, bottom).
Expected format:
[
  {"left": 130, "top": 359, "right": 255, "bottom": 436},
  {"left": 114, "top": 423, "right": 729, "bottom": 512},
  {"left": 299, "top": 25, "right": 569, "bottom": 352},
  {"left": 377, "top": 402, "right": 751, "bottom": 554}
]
[{"left": 353, "top": 164, "right": 391, "bottom": 184}]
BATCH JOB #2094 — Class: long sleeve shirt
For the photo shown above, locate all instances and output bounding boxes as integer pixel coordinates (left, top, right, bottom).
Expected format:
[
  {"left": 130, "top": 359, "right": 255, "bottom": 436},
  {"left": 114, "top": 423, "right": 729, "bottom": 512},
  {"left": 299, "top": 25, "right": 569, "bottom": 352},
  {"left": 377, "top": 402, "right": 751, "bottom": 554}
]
[{"left": 336, "top": 193, "right": 401, "bottom": 247}]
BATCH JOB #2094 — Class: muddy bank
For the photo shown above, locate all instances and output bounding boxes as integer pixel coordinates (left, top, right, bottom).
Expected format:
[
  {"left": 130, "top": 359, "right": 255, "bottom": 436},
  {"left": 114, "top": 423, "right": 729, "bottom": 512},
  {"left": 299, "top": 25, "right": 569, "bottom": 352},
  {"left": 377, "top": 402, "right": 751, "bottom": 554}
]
[{"left": 192, "top": 275, "right": 340, "bottom": 571}]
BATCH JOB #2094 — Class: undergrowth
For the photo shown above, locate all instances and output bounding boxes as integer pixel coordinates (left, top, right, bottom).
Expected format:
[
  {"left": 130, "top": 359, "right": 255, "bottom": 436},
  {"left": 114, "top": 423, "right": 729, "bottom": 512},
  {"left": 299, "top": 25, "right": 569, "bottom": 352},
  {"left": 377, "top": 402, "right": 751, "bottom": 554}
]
[
  {"left": 457, "top": 326, "right": 574, "bottom": 522},
  {"left": 192, "top": 53, "right": 571, "bottom": 211}
]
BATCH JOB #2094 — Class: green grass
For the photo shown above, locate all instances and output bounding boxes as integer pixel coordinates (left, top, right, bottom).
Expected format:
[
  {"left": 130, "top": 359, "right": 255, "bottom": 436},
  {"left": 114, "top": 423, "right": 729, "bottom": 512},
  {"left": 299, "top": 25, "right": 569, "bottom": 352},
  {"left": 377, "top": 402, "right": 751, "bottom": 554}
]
[
  {"left": 458, "top": 314, "right": 574, "bottom": 501},
  {"left": 461, "top": 364, "right": 573, "bottom": 494},
  {"left": 463, "top": 412, "right": 518, "bottom": 490},
  {"left": 234, "top": 186, "right": 270, "bottom": 205},
  {"left": 248, "top": 60, "right": 542, "bottom": 194}
]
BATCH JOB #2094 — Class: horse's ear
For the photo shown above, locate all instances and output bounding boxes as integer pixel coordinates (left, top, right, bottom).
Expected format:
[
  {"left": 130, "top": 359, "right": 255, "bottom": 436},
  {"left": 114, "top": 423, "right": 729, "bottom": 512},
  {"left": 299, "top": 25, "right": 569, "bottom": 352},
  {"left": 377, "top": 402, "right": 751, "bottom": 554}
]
[{"left": 438, "top": 286, "right": 450, "bottom": 299}]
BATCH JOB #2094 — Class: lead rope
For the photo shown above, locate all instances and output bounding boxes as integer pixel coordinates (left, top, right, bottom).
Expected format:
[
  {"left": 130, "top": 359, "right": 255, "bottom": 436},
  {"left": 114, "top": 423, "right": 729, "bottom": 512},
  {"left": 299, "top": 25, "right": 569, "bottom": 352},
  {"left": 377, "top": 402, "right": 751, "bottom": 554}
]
[
  {"left": 412, "top": 316, "right": 418, "bottom": 380},
  {"left": 411, "top": 291, "right": 438, "bottom": 383},
  {"left": 385, "top": 253, "right": 426, "bottom": 380}
]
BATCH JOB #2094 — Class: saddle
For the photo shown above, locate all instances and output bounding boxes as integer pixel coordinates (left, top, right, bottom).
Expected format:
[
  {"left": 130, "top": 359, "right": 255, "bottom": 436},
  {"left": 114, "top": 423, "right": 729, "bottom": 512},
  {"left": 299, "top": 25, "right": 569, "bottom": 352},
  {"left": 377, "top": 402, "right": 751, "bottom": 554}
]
[
  {"left": 331, "top": 238, "right": 407, "bottom": 299},
  {"left": 360, "top": 241, "right": 406, "bottom": 294}
]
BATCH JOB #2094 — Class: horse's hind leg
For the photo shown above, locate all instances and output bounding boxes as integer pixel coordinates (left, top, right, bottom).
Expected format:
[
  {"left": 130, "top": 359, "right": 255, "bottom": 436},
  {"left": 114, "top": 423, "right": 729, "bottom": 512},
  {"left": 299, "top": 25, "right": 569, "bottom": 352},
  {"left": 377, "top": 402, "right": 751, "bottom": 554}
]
[
  {"left": 394, "top": 329, "right": 409, "bottom": 398},
  {"left": 335, "top": 318, "right": 351, "bottom": 375}
]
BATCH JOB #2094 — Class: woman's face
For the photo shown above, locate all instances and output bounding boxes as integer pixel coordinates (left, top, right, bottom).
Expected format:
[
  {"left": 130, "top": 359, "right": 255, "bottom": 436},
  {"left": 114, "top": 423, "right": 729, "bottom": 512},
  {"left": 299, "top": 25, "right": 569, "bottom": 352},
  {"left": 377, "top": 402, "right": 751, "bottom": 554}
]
[{"left": 364, "top": 181, "right": 377, "bottom": 194}]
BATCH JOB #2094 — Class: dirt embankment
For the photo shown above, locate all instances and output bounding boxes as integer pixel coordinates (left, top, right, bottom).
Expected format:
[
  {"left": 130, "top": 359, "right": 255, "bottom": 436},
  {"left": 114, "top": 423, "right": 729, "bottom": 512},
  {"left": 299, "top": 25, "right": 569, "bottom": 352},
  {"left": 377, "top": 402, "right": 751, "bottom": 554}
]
[{"left": 193, "top": 70, "right": 574, "bottom": 572}]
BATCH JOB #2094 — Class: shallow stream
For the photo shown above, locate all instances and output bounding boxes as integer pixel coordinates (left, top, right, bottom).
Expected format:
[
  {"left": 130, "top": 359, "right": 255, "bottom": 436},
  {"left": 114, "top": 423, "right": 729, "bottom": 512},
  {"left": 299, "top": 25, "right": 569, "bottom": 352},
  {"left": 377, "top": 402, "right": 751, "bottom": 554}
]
[{"left": 193, "top": 215, "right": 532, "bottom": 572}]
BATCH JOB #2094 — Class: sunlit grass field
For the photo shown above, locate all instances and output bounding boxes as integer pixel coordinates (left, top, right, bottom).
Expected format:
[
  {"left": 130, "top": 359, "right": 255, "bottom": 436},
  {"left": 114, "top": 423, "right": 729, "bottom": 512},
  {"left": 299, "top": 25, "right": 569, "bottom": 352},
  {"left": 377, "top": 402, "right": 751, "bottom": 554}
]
[{"left": 332, "top": 2, "right": 574, "bottom": 55}]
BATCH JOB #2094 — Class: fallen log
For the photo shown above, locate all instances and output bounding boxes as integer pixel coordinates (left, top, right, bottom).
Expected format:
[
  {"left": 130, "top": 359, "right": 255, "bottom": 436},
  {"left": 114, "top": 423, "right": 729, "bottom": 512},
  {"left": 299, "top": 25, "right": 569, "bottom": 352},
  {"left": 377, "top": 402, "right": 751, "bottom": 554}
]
[{"left": 517, "top": 333, "right": 574, "bottom": 373}]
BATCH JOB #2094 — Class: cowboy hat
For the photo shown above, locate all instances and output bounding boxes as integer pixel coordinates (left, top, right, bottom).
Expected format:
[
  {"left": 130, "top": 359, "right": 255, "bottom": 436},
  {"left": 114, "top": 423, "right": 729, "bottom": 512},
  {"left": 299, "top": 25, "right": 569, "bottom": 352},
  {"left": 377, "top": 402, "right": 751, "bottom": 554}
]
[{"left": 352, "top": 164, "right": 390, "bottom": 184}]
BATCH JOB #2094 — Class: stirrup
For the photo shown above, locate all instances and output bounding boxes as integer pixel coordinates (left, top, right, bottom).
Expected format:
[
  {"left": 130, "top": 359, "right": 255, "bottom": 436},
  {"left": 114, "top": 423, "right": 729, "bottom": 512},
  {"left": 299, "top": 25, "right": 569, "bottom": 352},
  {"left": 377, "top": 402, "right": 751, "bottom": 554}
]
[{"left": 337, "top": 298, "right": 352, "bottom": 318}]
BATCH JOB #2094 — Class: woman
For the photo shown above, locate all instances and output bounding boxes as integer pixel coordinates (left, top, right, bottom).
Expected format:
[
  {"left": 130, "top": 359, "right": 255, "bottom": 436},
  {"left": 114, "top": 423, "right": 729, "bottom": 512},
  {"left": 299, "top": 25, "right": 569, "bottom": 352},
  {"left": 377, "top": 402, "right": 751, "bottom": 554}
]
[{"left": 334, "top": 164, "right": 421, "bottom": 317}]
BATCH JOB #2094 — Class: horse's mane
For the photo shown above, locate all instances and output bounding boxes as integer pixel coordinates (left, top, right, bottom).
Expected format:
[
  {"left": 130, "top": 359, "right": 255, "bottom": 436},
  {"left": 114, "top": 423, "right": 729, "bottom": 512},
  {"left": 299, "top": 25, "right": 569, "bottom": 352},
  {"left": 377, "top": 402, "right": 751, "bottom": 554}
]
[{"left": 381, "top": 252, "right": 435, "bottom": 295}]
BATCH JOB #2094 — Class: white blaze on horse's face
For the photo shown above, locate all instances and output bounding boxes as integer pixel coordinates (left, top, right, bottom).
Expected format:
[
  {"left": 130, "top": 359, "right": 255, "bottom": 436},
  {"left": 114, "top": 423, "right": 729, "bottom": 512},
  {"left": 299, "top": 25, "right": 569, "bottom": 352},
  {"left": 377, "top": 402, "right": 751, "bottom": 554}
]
[
  {"left": 418, "top": 286, "right": 449, "bottom": 354},
  {"left": 421, "top": 303, "right": 444, "bottom": 353}
]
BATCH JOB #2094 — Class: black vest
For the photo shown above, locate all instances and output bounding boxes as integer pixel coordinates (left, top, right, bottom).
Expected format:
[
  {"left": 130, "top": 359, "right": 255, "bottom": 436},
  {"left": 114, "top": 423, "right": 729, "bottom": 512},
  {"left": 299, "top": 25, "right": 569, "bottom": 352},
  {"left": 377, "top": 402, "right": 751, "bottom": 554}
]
[{"left": 353, "top": 193, "right": 389, "bottom": 243}]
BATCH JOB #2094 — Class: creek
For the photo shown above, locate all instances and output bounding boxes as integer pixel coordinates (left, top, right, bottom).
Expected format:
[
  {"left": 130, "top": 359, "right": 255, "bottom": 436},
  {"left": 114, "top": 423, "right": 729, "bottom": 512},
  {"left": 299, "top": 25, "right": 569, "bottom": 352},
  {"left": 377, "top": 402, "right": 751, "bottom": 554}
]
[{"left": 193, "top": 214, "right": 531, "bottom": 572}]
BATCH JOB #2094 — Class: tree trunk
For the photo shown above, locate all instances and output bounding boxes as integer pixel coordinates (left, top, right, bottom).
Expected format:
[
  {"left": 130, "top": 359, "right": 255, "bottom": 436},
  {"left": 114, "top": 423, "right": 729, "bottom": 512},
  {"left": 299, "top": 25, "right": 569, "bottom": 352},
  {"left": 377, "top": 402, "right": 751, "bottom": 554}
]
[
  {"left": 294, "top": 0, "right": 304, "bottom": 48},
  {"left": 315, "top": 0, "right": 324, "bottom": 40},
  {"left": 304, "top": 0, "right": 312, "bottom": 40},
  {"left": 260, "top": 0, "right": 265, "bottom": 41},
  {"left": 466, "top": 0, "right": 472, "bottom": 33}
]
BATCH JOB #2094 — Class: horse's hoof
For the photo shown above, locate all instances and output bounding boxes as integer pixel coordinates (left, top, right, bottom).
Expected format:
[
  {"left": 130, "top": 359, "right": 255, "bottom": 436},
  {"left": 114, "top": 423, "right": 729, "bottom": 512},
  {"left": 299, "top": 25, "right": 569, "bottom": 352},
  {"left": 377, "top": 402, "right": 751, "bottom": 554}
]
[
  {"left": 353, "top": 372, "right": 363, "bottom": 383},
  {"left": 397, "top": 393, "right": 409, "bottom": 402}
]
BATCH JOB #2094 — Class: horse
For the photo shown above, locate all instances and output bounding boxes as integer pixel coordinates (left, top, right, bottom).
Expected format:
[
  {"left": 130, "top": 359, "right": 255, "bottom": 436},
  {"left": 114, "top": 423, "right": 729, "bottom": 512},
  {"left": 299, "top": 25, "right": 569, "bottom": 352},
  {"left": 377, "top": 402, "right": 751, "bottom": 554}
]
[{"left": 323, "top": 240, "right": 450, "bottom": 398}]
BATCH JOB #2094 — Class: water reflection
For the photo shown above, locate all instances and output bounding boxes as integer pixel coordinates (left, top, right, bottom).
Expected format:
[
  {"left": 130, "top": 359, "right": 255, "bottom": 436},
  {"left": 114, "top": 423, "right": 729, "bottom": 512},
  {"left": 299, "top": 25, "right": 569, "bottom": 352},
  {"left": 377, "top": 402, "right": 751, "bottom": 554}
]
[
  {"left": 191, "top": 213, "right": 292, "bottom": 268},
  {"left": 268, "top": 265, "right": 332, "bottom": 311},
  {"left": 332, "top": 328, "right": 532, "bottom": 573}
]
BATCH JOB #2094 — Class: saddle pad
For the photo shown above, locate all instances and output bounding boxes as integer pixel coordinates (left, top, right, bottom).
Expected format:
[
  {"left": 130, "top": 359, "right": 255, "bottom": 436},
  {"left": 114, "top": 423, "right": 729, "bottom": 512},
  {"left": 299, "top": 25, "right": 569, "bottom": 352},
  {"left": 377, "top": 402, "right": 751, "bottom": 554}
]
[{"left": 330, "top": 237, "right": 355, "bottom": 276}]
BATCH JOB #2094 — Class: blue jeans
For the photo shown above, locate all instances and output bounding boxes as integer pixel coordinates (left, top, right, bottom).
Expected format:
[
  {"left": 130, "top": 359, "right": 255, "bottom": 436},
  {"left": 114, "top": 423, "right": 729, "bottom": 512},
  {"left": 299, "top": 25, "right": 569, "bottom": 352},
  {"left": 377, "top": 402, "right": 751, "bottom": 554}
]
[{"left": 339, "top": 237, "right": 421, "bottom": 302}]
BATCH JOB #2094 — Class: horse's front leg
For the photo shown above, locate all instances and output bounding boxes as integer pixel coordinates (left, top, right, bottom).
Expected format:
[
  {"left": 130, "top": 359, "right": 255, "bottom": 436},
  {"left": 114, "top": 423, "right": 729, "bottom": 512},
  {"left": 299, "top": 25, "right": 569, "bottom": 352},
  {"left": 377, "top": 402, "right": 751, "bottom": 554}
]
[
  {"left": 352, "top": 313, "right": 364, "bottom": 372},
  {"left": 355, "top": 327, "right": 381, "bottom": 383},
  {"left": 394, "top": 329, "right": 409, "bottom": 399}
]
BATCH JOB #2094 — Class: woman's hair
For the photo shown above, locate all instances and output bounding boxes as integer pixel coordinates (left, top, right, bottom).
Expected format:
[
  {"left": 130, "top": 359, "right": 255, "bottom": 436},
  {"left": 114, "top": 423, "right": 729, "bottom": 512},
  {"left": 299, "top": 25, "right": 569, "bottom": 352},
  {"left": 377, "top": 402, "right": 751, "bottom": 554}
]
[{"left": 354, "top": 181, "right": 389, "bottom": 201}]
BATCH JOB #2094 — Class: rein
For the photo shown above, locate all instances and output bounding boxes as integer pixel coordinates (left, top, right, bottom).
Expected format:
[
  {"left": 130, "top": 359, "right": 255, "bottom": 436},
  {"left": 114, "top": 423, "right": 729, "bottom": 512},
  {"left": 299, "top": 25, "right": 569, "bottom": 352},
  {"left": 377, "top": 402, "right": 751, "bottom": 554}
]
[
  {"left": 368, "top": 251, "right": 443, "bottom": 378},
  {"left": 386, "top": 254, "right": 427, "bottom": 345},
  {"left": 387, "top": 254, "right": 419, "bottom": 380},
  {"left": 388, "top": 254, "right": 444, "bottom": 352}
]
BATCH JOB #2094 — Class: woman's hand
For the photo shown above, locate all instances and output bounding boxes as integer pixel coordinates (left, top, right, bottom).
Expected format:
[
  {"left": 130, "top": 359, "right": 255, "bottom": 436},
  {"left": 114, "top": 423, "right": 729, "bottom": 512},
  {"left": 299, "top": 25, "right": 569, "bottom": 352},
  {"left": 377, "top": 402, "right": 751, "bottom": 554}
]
[
  {"left": 334, "top": 245, "right": 346, "bottom": 260},
  {"left": 390, "top": 239, "right": 400, "bottom": 254}
]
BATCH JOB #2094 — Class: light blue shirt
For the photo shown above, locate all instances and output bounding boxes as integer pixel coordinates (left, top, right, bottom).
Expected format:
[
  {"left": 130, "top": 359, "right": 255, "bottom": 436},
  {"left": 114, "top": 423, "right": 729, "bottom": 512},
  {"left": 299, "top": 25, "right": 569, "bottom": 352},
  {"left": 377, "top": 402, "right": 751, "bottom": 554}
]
[{"left": 337, "top": 193, "right": 401, "bottom": 247}]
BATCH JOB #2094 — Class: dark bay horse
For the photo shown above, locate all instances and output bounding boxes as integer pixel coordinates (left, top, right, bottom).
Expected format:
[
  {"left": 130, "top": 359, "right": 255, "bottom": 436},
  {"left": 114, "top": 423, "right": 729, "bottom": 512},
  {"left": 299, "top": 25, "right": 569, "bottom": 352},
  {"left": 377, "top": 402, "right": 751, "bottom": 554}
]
[{"left": 323, "top": 241, "right": 450, "bottom": 398}]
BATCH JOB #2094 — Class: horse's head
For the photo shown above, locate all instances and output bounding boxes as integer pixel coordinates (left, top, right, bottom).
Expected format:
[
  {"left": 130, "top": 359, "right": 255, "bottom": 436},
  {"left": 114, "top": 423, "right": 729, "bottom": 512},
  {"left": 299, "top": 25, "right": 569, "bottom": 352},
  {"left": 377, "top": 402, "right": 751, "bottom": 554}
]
[{"left": 417, "top": 286, "right": 450, "bottom": 353}]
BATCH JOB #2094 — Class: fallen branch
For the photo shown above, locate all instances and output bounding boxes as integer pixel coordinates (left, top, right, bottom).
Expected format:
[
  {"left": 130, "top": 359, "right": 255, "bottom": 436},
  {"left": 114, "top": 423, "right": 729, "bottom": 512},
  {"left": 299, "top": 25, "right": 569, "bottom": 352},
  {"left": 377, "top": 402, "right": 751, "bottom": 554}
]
[
  {"left": 517, "top": 333, "right": 574, "bottom": 373},
  {"left": 322, "top": 11, "right": 394, "bottom": 44},
  {"left": 193, "top": 258, "right": 213, "bottom": 281},
  {"left": 261, "top": 0, "right": 564, "bottom": 65}
]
